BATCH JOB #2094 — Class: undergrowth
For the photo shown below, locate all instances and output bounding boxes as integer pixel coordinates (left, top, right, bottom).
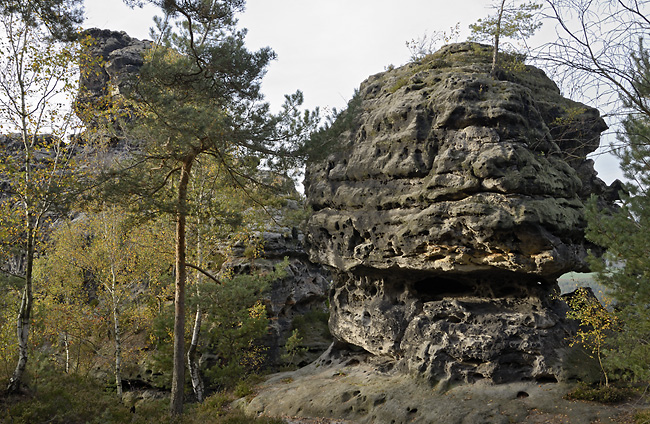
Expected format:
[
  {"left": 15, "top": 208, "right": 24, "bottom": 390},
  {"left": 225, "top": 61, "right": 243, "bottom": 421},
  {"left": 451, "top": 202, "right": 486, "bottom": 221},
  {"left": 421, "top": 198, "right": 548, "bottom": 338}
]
[
  {"left": 0, "top": 366, "right": 282, "bottom": 424},
  {"left": 565, "top": 383, "right": 635, "bottom": 404},
  {"left": 635, "top": 409, "right": 650, "bottom": 424}
]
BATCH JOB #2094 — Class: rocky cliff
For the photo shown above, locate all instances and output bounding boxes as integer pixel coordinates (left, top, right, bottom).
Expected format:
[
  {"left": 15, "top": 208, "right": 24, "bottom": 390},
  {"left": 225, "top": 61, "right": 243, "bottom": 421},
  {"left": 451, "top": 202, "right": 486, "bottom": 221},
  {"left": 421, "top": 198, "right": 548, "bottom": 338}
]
[
  {"left": 225, "top": 215, "right": 332, "bottom": 367},
  {"left": 305, "top": 43, "right": 616, "bottom": 386},
  {"left": 76, "top": 28, "right": 151, "bottom": 116}
]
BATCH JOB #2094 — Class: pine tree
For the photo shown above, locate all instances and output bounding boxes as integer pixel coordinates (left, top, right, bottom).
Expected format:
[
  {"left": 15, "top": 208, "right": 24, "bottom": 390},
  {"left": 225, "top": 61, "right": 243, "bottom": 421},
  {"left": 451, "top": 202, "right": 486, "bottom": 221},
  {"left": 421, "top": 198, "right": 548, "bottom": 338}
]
[
  {"left": 0, "top": 0, "right": 83, "bottom": 40},
  {"left": 586, "top": 41, "right": 650, "bottom": 381},
  {"left": 469, "top": 0, "right": 542, "bottom": 75},
  {"left": 89, "top": 0, "right": 318, "bottom": 414}
]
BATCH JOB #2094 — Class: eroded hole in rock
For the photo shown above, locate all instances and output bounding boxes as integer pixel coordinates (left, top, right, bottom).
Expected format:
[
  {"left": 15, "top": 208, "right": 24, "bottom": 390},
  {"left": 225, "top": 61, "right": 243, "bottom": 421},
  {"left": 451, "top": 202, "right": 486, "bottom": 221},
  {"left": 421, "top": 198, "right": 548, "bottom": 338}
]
[
  {"left": 362, "top": 311, "right": 371, "bottom": 326},
  {"left": 412, "top": 276, "right": 475, "bottom": 301},
  {"left": 535, "top": 375, "right": 558, "bottom": 384},
  {"left": 373, "top": 394, "right": 387, "bottom": 406},
  {"left": 516, "top": 391, "right": 529, "bottom": 398}
]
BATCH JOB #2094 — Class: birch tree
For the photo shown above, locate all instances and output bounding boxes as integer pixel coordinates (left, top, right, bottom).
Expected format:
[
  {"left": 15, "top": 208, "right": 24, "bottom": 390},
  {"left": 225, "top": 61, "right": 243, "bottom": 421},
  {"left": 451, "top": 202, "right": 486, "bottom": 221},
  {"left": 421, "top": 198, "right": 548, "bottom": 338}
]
[
  {"left": 0, "top": 8, "right": 81, "bottom": 393},
  {"left": 36, "top": 207, "right": 173, "bottom": 397}
]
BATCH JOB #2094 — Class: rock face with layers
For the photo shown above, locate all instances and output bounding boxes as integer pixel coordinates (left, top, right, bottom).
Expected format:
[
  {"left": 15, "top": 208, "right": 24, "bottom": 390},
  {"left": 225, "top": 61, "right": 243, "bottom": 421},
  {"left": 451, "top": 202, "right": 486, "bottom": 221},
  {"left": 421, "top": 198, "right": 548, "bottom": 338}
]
[
  {"left": 225, "top": 220, "right": 332, "bottom": 367},
  {"left": 77, "top": 28, "right": 152, "bottom": 113},
  {"left": 305, "top": 43, "right": 615, "bottom": 385}
]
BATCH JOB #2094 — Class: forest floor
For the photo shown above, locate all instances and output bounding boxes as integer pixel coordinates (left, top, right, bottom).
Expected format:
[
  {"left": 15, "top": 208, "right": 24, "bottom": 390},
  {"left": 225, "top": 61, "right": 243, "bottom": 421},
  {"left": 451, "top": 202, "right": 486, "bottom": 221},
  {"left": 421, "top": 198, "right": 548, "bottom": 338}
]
[
  {"left": 240, "top": 353, "right": 649, "bottom": 424},
  {"left": 262, "top": 389, "right": 646, "bottom": 424}
]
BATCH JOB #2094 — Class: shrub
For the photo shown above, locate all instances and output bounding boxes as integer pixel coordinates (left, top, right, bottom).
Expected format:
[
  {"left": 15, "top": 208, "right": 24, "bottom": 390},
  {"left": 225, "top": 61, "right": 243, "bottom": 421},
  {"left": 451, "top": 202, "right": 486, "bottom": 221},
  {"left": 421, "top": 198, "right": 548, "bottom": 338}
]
[
  {"left": 565, "top": 383, "right": 634, "bottom": 404},
  {"left": 635, "top": 409, "right": 650, "bottom": 424}
]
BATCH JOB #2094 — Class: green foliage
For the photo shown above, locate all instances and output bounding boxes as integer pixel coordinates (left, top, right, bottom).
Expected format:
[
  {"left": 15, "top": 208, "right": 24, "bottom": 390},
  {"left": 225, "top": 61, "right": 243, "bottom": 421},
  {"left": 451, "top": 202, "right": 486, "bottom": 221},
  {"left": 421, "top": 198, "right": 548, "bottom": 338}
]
[
  {"left": 148, "top": 262, "right": 287, "bottom": 391},
  {"left": 0, "top": 361, "right": 284, "bottom": 423},
  {"left": 33, "top": 209, "right": 173, "bottom": 382},
  {"left": 93, "top": 4, "right": 319, "bottom": 216},
  {"left": 0, "top": 365, "right": 134, "bottom": 424},
  {"left": 147, "top": 304, "right": 176, "bottom": 389},
  {"left": 635, "top": 409, "right": 650, "bottom": 424},
  {"left": 281, "top": 329, "right": 308, "bottom": 366},
  {"left": 0, "top": 0, "right": 83, "bottom": 41},
  {"left": 0, "top": 275, "right": 20, "bottom": 380},
  {"left": 291, "top": 308, "right": 330, "bottom": 339},
  {"left": 306, "top": 90, "right": 363, "bottom": 162},
  {"left": 585, "top": 41, "right": 650, "bottom": 384},
  {"left": 566, "top": 287, "right": 618, "bottom": 386},
  {"left": 232, "top": 380, "right": 254, "bottom": 398},
  {"left": 468, "top": 1, "right": 542, "bottom": 45},
  {"left": 565, "top": 383, "right": 633, "bottom": 404},
  {"left": 468, "top": 0, "right": 541, "bottom": 75},
  {"left": 199, "top": 269, "right": 277, "bottom": 389}
]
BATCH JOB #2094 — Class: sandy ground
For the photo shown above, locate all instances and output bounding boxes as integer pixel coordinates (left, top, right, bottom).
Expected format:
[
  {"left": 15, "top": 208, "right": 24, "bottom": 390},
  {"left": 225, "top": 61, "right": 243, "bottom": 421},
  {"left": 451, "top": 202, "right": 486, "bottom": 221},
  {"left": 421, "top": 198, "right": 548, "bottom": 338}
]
[{"left": 239, "top": 354, "right": 648, "bottom": 424}]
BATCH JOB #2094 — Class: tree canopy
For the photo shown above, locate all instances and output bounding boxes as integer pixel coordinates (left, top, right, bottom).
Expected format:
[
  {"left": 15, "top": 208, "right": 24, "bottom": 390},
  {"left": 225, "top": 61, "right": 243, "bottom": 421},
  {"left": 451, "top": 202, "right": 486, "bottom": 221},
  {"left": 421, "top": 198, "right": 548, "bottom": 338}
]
[{"left": 86, "top": 0, "right": 317, "bottom": 414}]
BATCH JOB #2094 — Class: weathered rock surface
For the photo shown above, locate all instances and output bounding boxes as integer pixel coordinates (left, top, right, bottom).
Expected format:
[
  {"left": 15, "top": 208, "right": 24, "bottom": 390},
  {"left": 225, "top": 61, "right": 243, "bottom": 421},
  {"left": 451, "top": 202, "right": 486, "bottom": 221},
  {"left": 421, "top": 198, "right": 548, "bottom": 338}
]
[
  {"left": 305, "top": 43, "right": 617, "bottom": 385},
  {"left": 226, "top": 218, "right": 332, "bottom": 367},
  {"left": 242, "top": 351, "right": 638, "bottom": 424},
  {"left": 77, "top": 28, "right": 151, "bottom": 113}
]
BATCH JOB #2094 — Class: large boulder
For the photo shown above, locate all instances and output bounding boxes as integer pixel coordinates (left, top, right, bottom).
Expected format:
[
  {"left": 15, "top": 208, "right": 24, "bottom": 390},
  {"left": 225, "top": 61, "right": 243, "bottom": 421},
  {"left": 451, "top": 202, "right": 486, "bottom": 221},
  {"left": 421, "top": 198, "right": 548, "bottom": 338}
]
[{"left": 305, "top": 43, "right": 615, "bottom": 385}]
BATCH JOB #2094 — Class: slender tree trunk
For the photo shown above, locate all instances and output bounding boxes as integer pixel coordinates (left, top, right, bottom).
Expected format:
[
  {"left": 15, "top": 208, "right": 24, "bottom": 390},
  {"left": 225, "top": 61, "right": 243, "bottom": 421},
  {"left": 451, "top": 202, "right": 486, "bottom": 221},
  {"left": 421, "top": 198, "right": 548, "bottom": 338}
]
[
  {"left": 187, "top": 301, "right": 204, "bottom": 402},
  {"left": 64, "top": 332, "right": 70, "bottom": 373},
  {"left": 597, "top": 344, "right": 609, "bottom": 387},
  {"left": 188, "top": 225, "right": 204, "bottom": 402},
  {"left": 170, "top": 157, "right": 194, "bottom": 416},
  {"left": 491, "top": 0, "right": 506, "bottom": 77},
  {"left": 7, "top": 56, "right": 37, "bottom": 394},
  {"left": 7, "top": 224, "right": 34, "bottom": 393},
  {"left": 111, "top": 286, "right": 123, "bottom": 398},
  {"left": 103, "top": 209, "right": 124, "bottom": 398}
]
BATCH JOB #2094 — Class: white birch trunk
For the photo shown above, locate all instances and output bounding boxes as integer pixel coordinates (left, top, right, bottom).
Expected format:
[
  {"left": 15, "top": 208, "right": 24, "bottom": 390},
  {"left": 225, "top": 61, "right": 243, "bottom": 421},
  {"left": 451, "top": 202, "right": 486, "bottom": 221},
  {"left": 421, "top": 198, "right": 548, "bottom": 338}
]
[
  {"left": 188, "top": 214, "right": 205, "bottom": 402},
  {"left": 109, "top": 246, "right": 123, "bottom": 399}
]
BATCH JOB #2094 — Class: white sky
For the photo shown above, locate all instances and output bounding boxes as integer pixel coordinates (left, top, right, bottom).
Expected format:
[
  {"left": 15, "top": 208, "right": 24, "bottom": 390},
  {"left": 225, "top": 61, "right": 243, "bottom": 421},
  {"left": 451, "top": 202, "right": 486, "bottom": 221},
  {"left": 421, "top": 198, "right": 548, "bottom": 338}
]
[{"left": 83, "top": 0, "right": 623, "bottom": 184}]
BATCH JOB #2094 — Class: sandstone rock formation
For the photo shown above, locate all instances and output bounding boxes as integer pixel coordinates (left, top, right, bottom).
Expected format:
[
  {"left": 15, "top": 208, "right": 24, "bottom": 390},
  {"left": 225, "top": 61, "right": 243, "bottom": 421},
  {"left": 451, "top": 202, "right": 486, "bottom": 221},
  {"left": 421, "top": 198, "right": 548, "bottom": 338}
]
[
  {"left": 75, "top": 29, "right": 152, "bottom": 149},
  {"left": 225, "top": 218, "right": 332, "bottom": 367},
  {"left": 305, "top": 43, "right": 616, "bottom": 386},
  {"left": 77, "top": 28, "right": 151, "bottom": 114}
]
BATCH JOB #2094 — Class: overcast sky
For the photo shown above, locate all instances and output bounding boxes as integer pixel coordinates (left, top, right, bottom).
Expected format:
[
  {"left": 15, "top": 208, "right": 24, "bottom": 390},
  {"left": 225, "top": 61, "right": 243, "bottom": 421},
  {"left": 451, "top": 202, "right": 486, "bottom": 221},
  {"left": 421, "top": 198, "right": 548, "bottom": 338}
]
[{"left": 83, "top": 0, "right": 623, "bottom": 184}]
